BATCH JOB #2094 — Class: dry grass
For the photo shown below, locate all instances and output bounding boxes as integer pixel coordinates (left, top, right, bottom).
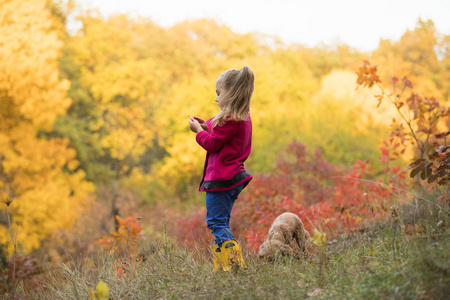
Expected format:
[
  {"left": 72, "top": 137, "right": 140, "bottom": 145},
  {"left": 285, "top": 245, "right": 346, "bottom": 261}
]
[{"left": 13, "top": 192, "right": 450, "bottom": 299}]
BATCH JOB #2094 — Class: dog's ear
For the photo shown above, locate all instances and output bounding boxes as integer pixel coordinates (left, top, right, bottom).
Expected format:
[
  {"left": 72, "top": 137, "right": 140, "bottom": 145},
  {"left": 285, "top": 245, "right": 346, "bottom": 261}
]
[{"left": 258, "top": 242, "right": 270, "bottom": 259}]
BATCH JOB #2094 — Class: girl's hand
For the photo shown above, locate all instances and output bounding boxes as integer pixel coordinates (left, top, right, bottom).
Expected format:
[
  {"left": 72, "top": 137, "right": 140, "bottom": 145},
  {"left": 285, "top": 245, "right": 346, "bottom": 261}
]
[
  {"left": 193, "top": 116, "right": 208, "bottom": 132},
  {"left": 189, "top": 117, "right": 203, "bottom": 133}
]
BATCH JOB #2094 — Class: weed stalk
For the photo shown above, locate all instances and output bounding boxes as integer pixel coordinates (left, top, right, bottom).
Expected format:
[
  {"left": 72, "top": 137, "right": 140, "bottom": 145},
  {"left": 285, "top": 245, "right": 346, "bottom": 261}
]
[
  {"left": 4, "top": 197, "right": 17, "bottom": 298},
  {"left": 163, "top": 210, "right": 168, "bottom": 255}
]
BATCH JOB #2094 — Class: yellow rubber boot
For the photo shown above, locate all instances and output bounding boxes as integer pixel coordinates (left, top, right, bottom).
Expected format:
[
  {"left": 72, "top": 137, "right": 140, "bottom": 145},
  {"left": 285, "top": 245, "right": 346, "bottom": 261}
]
[
  {"left": 212, "top": 244, "right": 222, "bottom": 271},
  {"left": 220, "top": 240, "right": 246, "bottom": 271}
]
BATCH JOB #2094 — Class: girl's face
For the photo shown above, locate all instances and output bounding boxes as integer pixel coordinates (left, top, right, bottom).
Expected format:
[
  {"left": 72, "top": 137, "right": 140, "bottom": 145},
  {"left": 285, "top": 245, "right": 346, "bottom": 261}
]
[{"left": 215, "top": 80, "right": 227, "bottom": 109}]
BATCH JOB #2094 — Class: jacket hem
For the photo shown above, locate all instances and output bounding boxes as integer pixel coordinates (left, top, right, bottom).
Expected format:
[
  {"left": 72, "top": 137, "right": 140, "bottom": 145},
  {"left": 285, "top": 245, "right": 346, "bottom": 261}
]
[{"left": 199, "top": 171, "right": 252, "bottom": 192}]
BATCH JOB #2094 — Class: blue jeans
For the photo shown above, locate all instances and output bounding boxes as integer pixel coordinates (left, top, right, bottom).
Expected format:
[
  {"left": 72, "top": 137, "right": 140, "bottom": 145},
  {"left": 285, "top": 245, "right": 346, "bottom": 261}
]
[{"left": 205, "top": 184, "right": 244, "bottom": 246}]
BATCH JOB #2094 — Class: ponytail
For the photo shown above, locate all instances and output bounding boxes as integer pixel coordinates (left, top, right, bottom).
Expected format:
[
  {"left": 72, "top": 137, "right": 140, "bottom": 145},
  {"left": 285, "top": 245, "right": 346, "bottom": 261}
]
[{"left": 212, "top": 66, "right": 254, "bottom": 127}]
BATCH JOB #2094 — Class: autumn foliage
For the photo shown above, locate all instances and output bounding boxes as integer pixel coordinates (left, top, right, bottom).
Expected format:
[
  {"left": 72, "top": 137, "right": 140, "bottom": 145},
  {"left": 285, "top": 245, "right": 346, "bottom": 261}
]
[
  {"left": 356, "top": 60, "right": 450, "bottom": 188},
  {"left": 176, "top": 139, "right": 410, "bottom": 251},
  {"left": 0, "top": 255, "right": 42, "bottom": 297},
  {"left": 99, "top": 216, "right": 145, "bottom": 253},
  {"left": 0, "top": 0, "right": 447, "bottom": 296},
  {"left": 177, "top": 58, "right": 449, "bottom": 251},
  {"left": 0, "top": 0, "right": 448, "bottom": 278},
  {"left": 99, "top": 215, "right": 145, "bottom": 278},
  {"left": 0, "top": 0, "right": 93, "bottom": 253}
]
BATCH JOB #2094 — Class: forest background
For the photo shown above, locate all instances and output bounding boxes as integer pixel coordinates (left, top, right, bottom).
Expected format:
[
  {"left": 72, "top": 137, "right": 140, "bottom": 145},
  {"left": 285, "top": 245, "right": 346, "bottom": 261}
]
[{"left": 0, "top": 0, "right": 449, "bottom": 262}]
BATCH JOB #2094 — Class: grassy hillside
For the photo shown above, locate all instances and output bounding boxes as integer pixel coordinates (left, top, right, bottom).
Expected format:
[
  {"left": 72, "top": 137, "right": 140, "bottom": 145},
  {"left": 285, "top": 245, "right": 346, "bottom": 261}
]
[{"left": 16, "top": 193, "right": 449, "bottom": 299}]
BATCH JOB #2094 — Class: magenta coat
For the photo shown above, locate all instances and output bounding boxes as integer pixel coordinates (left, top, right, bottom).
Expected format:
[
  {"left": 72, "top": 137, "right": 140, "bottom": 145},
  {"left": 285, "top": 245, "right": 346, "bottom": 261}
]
[{"left": 195, "top": 116, "right": 253, "bottom": 192}]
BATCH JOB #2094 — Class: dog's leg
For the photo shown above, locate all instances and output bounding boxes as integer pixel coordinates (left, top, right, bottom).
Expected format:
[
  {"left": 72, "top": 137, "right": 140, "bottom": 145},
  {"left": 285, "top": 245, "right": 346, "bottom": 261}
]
[{"left": 294, "top": 225, "right": 306, "bottom": 253}]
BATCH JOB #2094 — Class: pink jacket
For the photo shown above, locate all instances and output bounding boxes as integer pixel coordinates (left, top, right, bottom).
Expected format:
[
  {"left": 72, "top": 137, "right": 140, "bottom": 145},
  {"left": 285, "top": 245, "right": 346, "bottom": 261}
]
[{"left": 196, "top": 116, "right": 252, "bottom": 192}]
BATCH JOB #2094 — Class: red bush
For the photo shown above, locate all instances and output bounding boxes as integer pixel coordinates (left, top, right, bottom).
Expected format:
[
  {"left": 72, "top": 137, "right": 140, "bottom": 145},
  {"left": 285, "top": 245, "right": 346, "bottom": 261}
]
[
  {"left": 174, "top": 209, "right": 210, "bottom": 251},
  {"left": 0, "top": 255, "right": 42, "bottom": 297}
]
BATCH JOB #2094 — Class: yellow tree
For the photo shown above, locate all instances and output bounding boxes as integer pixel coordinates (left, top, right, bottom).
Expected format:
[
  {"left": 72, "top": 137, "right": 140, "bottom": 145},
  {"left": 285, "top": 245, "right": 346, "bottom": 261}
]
[
  {"left": 245, "top": 50, "right": 319, "bottom": 173},
  {"left": 374, "top": 19, "right": 445, "bottom": 100},
  {"left": 303, "top": 69, "right": 390, "bottom": 168},
  {"left": 153, "top": 74, "right": 217, "bottom": 200},
  {"left": 153, "top": 20, "right": 323, "bottom": 192},
  {"left": 0, "top": 0, "right": 93, "bottom": 253},
  {"left": 439, "top": 34, "right": 450, "bottom": 102},
  {"left": 57, "top": 14, "right": 193, "bottom": 228},
  {"left": 61, "top": 17, "right": 262, "bottom": 204},
  {"left": 151, "top": 19, "right": 265, "bottom": 199}
]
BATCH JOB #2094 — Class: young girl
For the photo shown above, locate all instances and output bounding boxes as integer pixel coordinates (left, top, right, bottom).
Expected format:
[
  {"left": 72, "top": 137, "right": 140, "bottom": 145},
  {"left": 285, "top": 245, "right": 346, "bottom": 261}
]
[{"left": 189, "top": 66, "right": 254, "bottom": 271}]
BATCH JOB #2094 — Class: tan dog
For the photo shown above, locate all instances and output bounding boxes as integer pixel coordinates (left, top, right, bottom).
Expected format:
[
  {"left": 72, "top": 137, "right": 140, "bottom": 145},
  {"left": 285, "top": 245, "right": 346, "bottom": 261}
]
[{"left": 258, "top": 212, "right": 309, "bottom": 260}]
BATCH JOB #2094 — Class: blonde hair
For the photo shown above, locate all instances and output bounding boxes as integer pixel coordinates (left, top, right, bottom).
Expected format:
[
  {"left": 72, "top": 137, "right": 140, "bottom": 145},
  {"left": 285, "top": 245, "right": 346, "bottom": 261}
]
[{"left": 212, "top": 66, "right": 254, "bottom": 128}]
